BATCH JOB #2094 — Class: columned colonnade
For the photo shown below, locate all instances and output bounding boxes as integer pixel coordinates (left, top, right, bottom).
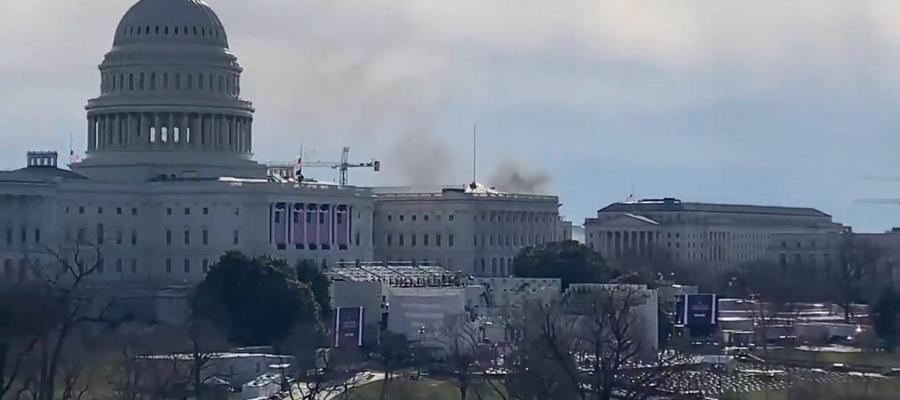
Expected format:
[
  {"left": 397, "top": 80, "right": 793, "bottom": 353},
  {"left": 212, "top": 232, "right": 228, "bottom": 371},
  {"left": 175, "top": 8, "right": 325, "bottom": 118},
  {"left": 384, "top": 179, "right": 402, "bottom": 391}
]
[
  {"left": 87, "top": 112, "right": 252, "bottom": 153},
  {"left": 597, "top": 230, "right": 661, "bottom": 258}
]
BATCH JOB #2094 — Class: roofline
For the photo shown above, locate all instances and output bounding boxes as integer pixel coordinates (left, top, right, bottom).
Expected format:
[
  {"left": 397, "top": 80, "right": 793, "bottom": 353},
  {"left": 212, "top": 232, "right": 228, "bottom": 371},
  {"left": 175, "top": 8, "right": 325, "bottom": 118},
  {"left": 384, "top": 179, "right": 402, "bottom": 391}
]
[{"left": 597, "top": 201, "right": 831, "bottom": 218}]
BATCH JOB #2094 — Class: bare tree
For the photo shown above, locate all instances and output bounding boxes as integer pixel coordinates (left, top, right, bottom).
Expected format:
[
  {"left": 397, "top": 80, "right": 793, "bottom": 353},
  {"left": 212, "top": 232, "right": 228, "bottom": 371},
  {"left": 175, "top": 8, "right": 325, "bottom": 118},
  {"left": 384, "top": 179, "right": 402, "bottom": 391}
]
[
  {"left": 1, "top": 241, "right": 114, "bottom": 400},
  {"left": 434, "top": 314, "right": 498, "bottom": 400},
  {"left": 497, "top": 286, "right": 688, "bottom": 400},
  {"left": 374, "top": 331, "right": 412, "bottom": 400},
  {"left": 835, "top": 234, "right": 883, "bottom": 322}
]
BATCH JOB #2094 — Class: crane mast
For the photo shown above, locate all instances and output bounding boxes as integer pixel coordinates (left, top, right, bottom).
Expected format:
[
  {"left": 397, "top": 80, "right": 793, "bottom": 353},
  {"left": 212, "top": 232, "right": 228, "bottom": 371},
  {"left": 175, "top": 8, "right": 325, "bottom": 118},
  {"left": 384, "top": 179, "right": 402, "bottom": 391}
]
[{"left": 299, "top": 146, "right": 380, "bottom": 186}]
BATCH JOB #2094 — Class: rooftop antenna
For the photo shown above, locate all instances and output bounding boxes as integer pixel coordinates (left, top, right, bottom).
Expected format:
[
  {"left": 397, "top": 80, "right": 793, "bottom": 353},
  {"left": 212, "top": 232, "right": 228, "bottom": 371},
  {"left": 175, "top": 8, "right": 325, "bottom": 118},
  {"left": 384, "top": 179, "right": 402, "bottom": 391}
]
[{"left": 470, "top": 124, "right": 478, "bottom": 189}]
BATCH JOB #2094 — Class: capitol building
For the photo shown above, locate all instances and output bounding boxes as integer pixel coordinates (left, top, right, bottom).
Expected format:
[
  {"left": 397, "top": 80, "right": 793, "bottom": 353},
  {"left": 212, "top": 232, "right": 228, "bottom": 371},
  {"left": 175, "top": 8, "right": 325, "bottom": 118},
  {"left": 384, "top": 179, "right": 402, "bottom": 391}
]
[{"left": 0, "top": 0, "right": 564, "bottom": 287}]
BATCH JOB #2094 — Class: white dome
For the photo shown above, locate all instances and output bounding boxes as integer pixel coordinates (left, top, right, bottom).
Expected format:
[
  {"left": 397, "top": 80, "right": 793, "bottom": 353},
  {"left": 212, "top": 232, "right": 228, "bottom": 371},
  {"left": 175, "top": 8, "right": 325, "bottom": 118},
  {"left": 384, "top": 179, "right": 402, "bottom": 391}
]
[
  {"left": 113, "top": 0, "right": 228, "bottom": 48},
  {"left": 79, "top": 0, "right": 260, "bottom": 180}
]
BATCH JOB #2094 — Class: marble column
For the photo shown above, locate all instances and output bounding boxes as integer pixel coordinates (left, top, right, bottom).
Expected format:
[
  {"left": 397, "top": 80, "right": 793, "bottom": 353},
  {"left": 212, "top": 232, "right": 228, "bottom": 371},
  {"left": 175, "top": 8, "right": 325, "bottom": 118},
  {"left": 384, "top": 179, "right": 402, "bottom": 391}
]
[
  {"left": 153, "top": 113, "right": 161, "bottom": 147},
  {"left": 87, "top": 117, "right": 96, "bottom": 151}
]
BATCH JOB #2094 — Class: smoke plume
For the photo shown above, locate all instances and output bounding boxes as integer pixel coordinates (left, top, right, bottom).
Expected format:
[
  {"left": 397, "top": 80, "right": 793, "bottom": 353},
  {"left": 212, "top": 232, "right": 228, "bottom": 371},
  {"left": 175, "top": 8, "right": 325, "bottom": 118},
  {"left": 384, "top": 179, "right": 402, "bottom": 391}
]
[{"left": 489, "top": 160, "right": 552, "bottom": 194}]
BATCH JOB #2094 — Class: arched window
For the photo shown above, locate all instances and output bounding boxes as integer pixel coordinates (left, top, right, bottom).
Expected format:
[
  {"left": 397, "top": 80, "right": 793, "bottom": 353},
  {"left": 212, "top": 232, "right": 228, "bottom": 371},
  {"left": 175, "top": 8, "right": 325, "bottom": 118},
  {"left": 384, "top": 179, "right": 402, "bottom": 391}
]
[
  {"left": 198, "top": 74, "right": 204, "bottom": 90},
  {"left": 129, "top": 74, "right": 134, "bottom": 90},
  {"left": 139, "top": 73, "right": 145, "bottom": 90},
  {"left": 174, "top": 26, "right": 179, "bottom": 35},
  {"left": 118, "top": 74, "right": 124, "bottom": 90},
  {"left": 161, "top": 126, "right": 168, "bottom": 143},
  {"left": 164, "top": 26, "right": 169, "bottom": 35},
  {"left": 193, "top": 27, "right": 198, "bottom": 36},
  {"left": 155, "top": 26, "right": 159, "bottom": 34},
  {"left": 162, "top": 73, "right": 168, "bottom": 90},
  {"left": 145, "top": 26, "right": 150, "bottom": 34},
  {"left": 150, "top": 73, "right": 156, "bottom": 90},
  {"left": 187, "top": 74, "right": 194, "bottom": 90},
  {"left": 149, "top": 126, "right": 156, "bottom": 143},
  {"left": 218, "top": 75, "right": 224, "bottom": 92},
  {"left": 209, "top": 75, "right": 214, "bottom": 91},
  {"left": 175, "top": 73, "right": 181, "bottom": 90},
  {"left": 173, "top": 126, "right": 180, "bottom": 143}
]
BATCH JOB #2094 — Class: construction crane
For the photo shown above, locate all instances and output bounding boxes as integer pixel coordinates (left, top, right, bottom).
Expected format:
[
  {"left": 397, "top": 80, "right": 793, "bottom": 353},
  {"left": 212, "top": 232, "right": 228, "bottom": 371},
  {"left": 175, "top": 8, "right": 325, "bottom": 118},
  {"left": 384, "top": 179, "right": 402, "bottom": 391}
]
[{"left": 299, "top": 147, "right": 380, "bottom": 186}]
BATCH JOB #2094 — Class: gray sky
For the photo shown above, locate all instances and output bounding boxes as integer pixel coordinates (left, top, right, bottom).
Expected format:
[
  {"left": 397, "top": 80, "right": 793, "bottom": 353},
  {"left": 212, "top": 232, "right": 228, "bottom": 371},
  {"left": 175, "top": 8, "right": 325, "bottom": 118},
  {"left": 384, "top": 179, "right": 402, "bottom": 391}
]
[{"left": 4, "top": 0, "right": 900, "bottom": 231}]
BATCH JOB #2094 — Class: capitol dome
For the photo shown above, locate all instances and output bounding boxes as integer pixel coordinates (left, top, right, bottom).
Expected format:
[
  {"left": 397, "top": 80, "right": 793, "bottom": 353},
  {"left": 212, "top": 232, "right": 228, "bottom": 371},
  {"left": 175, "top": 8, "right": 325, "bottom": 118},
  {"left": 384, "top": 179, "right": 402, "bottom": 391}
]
[
  {"left": 77, "top": 0, "right": 261, "bottom": 181},
  {"left": 113, "top": 0, "right": 228, "bottom": 47}
]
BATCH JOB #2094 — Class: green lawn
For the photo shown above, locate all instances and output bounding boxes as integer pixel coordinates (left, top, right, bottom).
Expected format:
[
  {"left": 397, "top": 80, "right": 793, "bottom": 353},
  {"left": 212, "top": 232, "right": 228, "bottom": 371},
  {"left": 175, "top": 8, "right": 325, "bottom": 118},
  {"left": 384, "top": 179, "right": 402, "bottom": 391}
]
[{"left": 342, "top": 378, "right": 505, "bottom": 400}]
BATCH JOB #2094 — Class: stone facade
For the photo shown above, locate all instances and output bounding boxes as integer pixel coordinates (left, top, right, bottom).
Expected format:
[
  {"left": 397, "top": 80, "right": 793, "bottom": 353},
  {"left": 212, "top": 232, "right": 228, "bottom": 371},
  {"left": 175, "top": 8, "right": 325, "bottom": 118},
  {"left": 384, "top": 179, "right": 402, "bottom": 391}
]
[
  {"left": 584, "top": 197, "right": 843, "bottom": 272},
  {"left": 372, "top": 184, "right": 562, "bottom": 277}
]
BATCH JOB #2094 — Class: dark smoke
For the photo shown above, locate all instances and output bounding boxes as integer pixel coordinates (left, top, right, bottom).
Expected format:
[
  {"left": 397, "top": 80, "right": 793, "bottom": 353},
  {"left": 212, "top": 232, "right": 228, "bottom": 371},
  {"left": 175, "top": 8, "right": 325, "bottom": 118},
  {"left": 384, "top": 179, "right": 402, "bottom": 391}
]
[{"left": 489, "top": 160, "right": 552, "bottom": 194}]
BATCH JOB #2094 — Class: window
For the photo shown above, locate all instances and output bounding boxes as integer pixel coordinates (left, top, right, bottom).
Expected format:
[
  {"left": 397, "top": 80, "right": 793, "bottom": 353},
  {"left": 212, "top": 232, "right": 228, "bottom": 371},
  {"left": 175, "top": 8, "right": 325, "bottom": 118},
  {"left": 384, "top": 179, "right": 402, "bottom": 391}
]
[
  {"left": 235, "top": 208, "right": 240, "bottom": 216},
  {"left": 117, "top": 207, "right": 123, "bottom": 215},
  {"left": 97, "top": 207, "right": 104, "bottom": 215},
  {"left": 97, "top": 258, "right": 105, "bottom": 273},
  {"left": 184, "top": 230, "right": 191, "bottom": 245},
  {"left": 399, "top": 234, "right": 405, "bottom": 247},
  {"left": 202, "top": 259, "right": 210, "bottom": 273},
  {"left": 411, "top": 234, "right": 417, "bottom": 247},
  {"left": 97, "top": 224, "right": 105, "bottom": 244},
  {"left": 132, "top": 208, "right": 138, "bottom": 216},
  {"left": 131, "top": 259, "right": 137, "bottom": 273},
  {"left": 449, "top": 214, "right": 455, "bottom": 222},
  {"left": 116, "top": 259, "right": 123, "bottom": 273},
  {"left": 448, "top": 234, "right": 454, "bottom": 247},
  {"left": 166, "top": 208, "right": 172, "bottom": 216},
  {"left": 202, "top": 229, "right": 209, "bottom": 245},
  {"left": 437, "top": 234, "right": 443, "bottom": 247},
  {"left": 184, "top": 259, "right": 191, "bottom": 274},
  {"left": 79, "top": 206, "right": 85, "bottom": 214},
  {"left": 116, "top": 230, "right": 123, "bottom": 245},
  {"left": 34, "top": 229, "right": 40, "bottom": 244},
  {"left": 166, "top": 229, "right": 172, "bottom": 245},
  {"left": 166, "top": 258, "right": 172, "bottom": 273},
  {"left": 355, "top": 232, "right": 361, "bottom": 246},
  {"left": 399, "top": 215, "right": 405, "bottom": 222},
  {"left": 387, "top": 215, "right": 392, "bottom": 222},
  {"left": 387, "top": 234, "right": 393, "bottom": 247},
  {"left": 233, "top": 230, "right": 239, "bottom": 245},
  {"left": 412, "top": 215, "right": 417, "bottom": 222},
  {"left": 131, "top": 231, "right": 137, "bottom": 245},
  {"left": 184, "top": 208, "right": 191, "bottom": 216},
  {"left": 203, "top": 207, "right": 209, "bottom": 215},
  {"left": 423, "top": 234, "right": 429, "bottom": 246},
  {"left": 77, "top": 228, "right": 85, "bottom": 243}
]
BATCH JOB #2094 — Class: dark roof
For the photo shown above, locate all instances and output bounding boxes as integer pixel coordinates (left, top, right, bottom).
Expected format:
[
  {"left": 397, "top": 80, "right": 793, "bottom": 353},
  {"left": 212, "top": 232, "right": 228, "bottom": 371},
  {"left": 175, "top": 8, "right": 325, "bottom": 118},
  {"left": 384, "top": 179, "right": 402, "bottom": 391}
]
[
  {"left": 0, "top": 166, "right": 88, "bottom": 183},
  {"left": 599, "top": 199, "right": 830, "bottom": 218}
]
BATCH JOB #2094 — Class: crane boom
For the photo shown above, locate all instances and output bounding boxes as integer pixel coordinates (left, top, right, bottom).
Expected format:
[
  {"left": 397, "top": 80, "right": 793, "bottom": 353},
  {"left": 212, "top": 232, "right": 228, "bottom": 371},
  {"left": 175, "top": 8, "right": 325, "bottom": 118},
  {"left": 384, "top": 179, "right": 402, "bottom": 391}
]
[{"left": 299, "top": 146, "right": 380, "bottom": 186}]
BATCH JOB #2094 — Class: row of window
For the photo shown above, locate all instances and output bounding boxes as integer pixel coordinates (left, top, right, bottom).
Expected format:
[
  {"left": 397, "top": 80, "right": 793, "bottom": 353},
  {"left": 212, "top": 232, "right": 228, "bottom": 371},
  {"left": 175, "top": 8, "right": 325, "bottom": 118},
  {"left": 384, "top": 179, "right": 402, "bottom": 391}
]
[
  {"left": 166, "top": 229, "right": 239, "bottom": 246},
  {"left": 67, "top": 206, "right": 138, "bottom": 216},
  {"left": 474, "top": 233, "right": 548, "bottom": 248},
  {"left": 474, "top": 212, "right": 554, "bottom": 224},
  {"left": 475, "top": 257, "right": 515, "bottom": 277},
  {"left": 2, "top": 228, "right": 40, "bottom": 246},
  {"left": 385, "top": 233, "right": 455, "bottom": 248},
  {"left": 386, "top": 213, "right": 454, "bottom": 223},
  {"left": 164, "top": 258, "right": 214, "bottom": 275},
  {"left": 65, "top": 206, "right": 239, "bottom": 217},
  {"left": 101, "top": 70, "right": 240, "bottom": 96},
  {"left": 121, "top": 25, "right": 223, "bottom": 39},
  {"left": 65, "top": 226, "right": 239, "bottom": 247}
]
